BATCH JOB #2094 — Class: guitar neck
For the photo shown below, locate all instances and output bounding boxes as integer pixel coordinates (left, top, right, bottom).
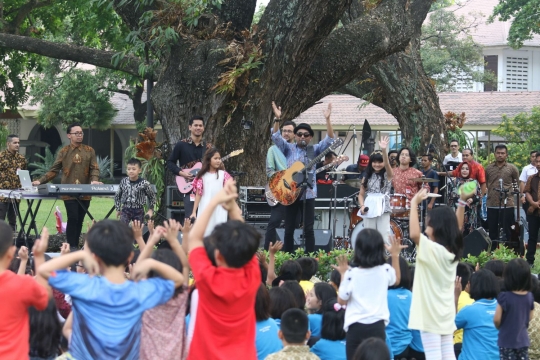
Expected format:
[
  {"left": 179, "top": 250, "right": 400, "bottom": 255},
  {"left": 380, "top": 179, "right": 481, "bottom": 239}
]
[{"left": 306, "top": 140, "right": 342, "bottom": 169}]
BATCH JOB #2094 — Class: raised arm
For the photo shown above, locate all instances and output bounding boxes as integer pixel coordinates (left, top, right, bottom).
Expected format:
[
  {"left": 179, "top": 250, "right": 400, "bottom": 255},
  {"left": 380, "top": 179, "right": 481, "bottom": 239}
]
[
  {"left": 132, "top": 258, "right": 184, "bottom": 288},
  {"left": 17, "top": 246, "right": 29, "bottom": 275},
  {"left": 38, "top": 251, "right": 99, "bottom": 280},
  {"left": 379, "top": 136, "right": 393, "bottom": 180},
  {"left": 409, "top": 189, "right": 429, "bottom": 245},
  {"left": 32, "top": 228, "right": 52, "bottom": 292},
  {"left": 34, "top": 148, "right": 65, "bottom": 185},
  {"left": 323, "top": 103, "right": 335, "bottom": 139},
  {"left": 271, "top": 101, "right": 282, "bottom": 134},
  {"left": 189, "top": 180, "right": 238, "bottom": 252},
  {"left": 136, "top": 226, "right": 166, "bottom": 265},
  {"left": 456, "top": 184, "right": 476, "bottom": 231},
  {"left": 266, "top": 241, "right": 283, "bottom": 286}
]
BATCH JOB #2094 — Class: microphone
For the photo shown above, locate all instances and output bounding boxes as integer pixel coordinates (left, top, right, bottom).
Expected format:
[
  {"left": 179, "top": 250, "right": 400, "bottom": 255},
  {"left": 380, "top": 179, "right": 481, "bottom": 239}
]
[
  {"left": 144, "top": 214, "right": 151, "bottom": 221},
  {"left": 300, "top": 140, "right": 307, "bottom": 147},
  {"left": 499, "top": 178, "right": 503, "bottom": 190}
]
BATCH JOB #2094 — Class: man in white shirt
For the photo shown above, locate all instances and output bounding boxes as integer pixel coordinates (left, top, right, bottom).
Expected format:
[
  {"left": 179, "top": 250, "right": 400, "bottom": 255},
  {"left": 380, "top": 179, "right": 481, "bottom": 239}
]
[
  {"left": 442, "top": 139, "right": 462, "bottom": 170},
  {"left": 519, "top": 150, "right": 538, "bottom": 205}
]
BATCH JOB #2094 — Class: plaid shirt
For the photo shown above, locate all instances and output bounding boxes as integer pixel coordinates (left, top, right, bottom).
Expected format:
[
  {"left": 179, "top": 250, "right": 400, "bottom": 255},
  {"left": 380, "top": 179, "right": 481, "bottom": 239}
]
[{"left": 271, "top": 130, "right": 334, "bottom": 200}]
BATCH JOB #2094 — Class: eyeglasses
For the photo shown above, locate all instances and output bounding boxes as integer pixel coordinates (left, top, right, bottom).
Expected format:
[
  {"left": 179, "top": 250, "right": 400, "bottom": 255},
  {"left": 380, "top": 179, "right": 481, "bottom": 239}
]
[
  {"left": 70, "top": 132, "right": 84, "bottom": 136},
  {"left": 282, "top": 130, "right": 294, "bottom": 133},
  {"left": 450, "top": 145, "right": 458, "bottom": 147},
  {"left": 296, "top": 132, "right": 311, "bottom": 138}
]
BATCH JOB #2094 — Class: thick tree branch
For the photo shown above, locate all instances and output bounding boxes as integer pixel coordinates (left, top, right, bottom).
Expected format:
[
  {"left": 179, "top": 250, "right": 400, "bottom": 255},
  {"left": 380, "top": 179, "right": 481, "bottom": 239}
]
[
  {"left": 214, "top": 0, "right": 257, "bottom": 32},
  {"left": 256, "top": 0, "right": 352, "bottom": 104},
  {"left": 280, "top": 0, "right": 432, "bottom": 117},
  {"left": 0, "top": 33, "right": 143, "bottom": 77},
  {"left": 9, "top": 0, "right": 52, "bottom": 34}
]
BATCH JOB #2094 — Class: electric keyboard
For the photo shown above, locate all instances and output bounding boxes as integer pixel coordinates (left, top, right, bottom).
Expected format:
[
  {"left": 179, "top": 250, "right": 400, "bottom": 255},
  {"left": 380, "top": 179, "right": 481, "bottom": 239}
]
[{"left": 37, "top": 184, "right": 157, "bottom": 196}]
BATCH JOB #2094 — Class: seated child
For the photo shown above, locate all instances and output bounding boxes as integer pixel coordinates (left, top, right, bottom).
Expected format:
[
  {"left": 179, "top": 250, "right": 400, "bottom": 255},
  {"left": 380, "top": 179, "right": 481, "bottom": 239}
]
[
  {"left": 306, "top": 283, "right": 338, "bottom": 338},
  {"left": 38, "top": 219, "right": 184, "bottom": 359},
  {"left": 0, "top": 221, "right": 49, "bottom": 360},
  {"left": 310, "top": 298, "right": 346, "bottom": 360},
  {"left": 255, "top": 284, "right": 282, "bottom": 360},
  {"left": 187, "top": 180, "right": 261, "bottom": 360},
  {"left": 266, "top": 308, "right": 320, "bottom": 360},
  {"left": 270, "top": 287, "right": 298, "bottom": 328},
  {"left": 297, "top": 257, "right": 318, "bottom": 293}
]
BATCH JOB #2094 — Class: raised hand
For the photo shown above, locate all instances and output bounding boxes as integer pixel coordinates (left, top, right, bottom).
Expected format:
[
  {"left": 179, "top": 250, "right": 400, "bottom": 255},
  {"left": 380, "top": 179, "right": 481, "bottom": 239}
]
[
  {"left": 132, "top": 220, "right": 143, "bottom": 240},
  {"left": 323, "top": 103, "right": 332, "bottom": 119},
  {"left": 164, "top": 219, "right": 181, "bottom": 243},
  {"left": 131, "top": 258, "right": 154, "bottom": 281},
  {"left": 18, "top": 246, "right": 29, "bottom": 261},
  {"left": 331, "top": 254, "right": 349, "bottom": 276},
  {"left": 60, "top": 243, "right": 71, "bottom": 256},
  {"left": 82, "top": 252, "right": 100, "bottom": 276},
  {"left": 215, "top": 180, "right": 238, "bottom": 206},
  {"left": 411, "top": 188, "right": 429, "bottom": 206},
  {"left": 147, "top": 219, "right": 155, "bottom": 236},
  {"left": 384, "top": 235, "right": 407, "bottom": 257},
  {"left": 269, "top": 241, "right": 283, "bottom": 255},
  {"left": 181, "top": 217, "right": 192, "bottom": 235},
  {"left": 272, "top": 101, "right": 282, "bottom": 119},
  {"left": 148, "top": 226, "right": 166, "bottom": 246},
  {"left": 379, "top": 136, "right": 390, "bottom": 150}
]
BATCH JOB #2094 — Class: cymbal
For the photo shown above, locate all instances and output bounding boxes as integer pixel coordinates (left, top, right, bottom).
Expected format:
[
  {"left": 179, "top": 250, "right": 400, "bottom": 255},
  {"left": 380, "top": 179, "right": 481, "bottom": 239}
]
[
  {"left": 328, "top": 171, "right": 360, "bottom": 175},
  {"left": 345, "top": 179, "right": 363, "bottom": 188},
  {"left": 409, "top": 177, "right": 438, "bottom": 183}
]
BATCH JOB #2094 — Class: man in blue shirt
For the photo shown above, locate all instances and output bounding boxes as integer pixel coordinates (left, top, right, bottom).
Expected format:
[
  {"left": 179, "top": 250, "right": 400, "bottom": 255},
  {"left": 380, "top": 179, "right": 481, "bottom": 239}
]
[
  {"left": 420, "top": 154, "right": 439, "bottom": 210},
  {"left": 271, "top": 101, "right": 336, "bottom": 253},
  {"left": 343, "top": 154, "right": 369, "bottom": 181}
]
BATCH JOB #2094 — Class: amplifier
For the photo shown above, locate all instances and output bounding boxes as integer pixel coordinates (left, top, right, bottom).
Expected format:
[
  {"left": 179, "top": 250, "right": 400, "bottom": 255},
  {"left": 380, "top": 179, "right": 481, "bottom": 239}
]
[
  {"left": 246, "top": 222, "right": 268, "bottom": 247},
  {"left": 239, "top": 186, "right": 268, "bottom": 203},
  {"left": 166, "top": 186, "right": 184, "bottom": 208},
  {"left": 241, "top": 202, "right": 271, "bottom": 221},
  {"left": 275, "top": 229, "right": 333, "bottom": 252}
]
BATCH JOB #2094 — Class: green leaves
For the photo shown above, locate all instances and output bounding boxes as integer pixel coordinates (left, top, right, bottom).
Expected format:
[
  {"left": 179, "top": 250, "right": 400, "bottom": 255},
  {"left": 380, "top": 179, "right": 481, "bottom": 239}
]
[{"left": 490, "top": 0, "right": 540, "bottom": 48}]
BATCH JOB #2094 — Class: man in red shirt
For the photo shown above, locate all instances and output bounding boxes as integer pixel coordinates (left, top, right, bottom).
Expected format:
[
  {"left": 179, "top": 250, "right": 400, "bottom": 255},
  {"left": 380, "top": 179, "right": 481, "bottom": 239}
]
[
  {"left": 187, "top": 181, "right": 261, "bottom": 360},
  {"left": 0, "top": 222, "right": 49, "bottom": 359}
]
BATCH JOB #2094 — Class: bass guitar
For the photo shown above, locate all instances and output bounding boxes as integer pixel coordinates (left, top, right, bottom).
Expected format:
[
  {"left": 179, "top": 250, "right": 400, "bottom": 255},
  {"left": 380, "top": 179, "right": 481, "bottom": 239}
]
[
  {"left": 265, "top": 154, "right": 349, "bottom": 206},
  {"left": 268, "top": 138, "right": 344, "bottom": 205},
  {"left": 175, "top": 149, "right": 243, "bottom": 193}
]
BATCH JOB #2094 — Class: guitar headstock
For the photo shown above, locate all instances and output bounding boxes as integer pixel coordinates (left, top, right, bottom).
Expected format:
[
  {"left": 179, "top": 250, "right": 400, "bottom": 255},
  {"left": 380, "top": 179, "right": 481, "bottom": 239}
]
[
  {"left": 229, "top": 149, "right": 244, "bottom": 157},
  {"left": 331, "top": 138, "right": 344, "bottom": 149}
]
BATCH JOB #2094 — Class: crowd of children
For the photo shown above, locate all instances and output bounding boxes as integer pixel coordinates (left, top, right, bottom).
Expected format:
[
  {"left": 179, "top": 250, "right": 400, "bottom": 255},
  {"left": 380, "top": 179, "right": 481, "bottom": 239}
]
[{"left": 1, "top": 176, "right": 540, "bottom": 360}]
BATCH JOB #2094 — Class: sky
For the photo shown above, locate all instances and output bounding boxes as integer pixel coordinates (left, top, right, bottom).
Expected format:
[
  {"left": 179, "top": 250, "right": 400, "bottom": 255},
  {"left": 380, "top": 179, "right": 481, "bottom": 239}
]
[{"left": 256, "top": 0, "right": 270, "bottom": 10}]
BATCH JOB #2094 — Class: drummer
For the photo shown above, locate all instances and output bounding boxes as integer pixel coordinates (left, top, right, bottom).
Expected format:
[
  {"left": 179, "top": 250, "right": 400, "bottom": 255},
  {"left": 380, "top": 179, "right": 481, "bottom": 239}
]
[
  {"left": 392, "top": 147, "right": 425, "bottom": 208},
  {"left": 342, "top": 154, "right": 369, "bottom": 181},
  {"left": 420, "top": 154, "right": 440, "bottom": 210}
]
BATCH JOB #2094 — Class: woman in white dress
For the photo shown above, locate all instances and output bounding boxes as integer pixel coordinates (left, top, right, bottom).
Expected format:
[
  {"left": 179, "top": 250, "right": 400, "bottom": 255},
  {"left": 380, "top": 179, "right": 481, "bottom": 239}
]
[{"left": 191, "top": 148, "right": 233, "bottom": 236}]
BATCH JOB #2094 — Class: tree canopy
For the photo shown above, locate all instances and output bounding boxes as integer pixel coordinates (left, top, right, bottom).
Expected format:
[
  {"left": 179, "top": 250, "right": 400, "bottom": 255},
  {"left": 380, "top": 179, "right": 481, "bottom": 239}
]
[
  {"left": 490, "top": 0, "right": 540, "bottom": 48},
  {"left": 0, "top": 0, "right": 444, "bottom": 184}
]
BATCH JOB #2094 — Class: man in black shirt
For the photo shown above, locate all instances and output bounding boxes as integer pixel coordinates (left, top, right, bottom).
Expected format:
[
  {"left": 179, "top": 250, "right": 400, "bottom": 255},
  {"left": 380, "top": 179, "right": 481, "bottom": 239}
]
[{"left": 167, "top": 116, "right": 211, "bottom": 223}]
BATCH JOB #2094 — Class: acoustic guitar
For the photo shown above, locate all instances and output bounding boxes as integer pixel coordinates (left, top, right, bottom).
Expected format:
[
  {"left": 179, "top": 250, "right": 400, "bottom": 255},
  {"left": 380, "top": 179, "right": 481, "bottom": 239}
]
[
  {"left": 265, "top": 154, "right": 349, "bottom": 206},
  {"left": 175, "top": 149, "right": 243, "bottom": 193},
  {"left": 268, "top": 138, "right": 344, "bottom": 205}
]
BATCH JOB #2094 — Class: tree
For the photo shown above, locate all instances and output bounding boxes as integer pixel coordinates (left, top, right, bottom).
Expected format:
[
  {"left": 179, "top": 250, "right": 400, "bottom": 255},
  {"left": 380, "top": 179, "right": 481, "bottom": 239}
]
[
  {"left": 490, "top": 0, "right": 540, "bottom": 48},
  {"left": 0, "top": 0, "right": 439, "bottom": 185},
  {"left": 493, "top": 107, "right": 540, "bottom": 170}
]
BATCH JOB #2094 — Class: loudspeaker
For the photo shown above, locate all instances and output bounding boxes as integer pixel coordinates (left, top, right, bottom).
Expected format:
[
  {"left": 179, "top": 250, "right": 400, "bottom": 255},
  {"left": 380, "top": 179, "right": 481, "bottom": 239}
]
[
  {"left": 275, "top": 229, "right": 333, "bottom": 252},
  {"left": 166, "top": 186, "right": 184, "bottom": 208},
  {"left": 246, "top": 222, "right": 268, "bottom": 248},
  {"left": 463, "top": 227, "right": 491, "bottom": 257}
]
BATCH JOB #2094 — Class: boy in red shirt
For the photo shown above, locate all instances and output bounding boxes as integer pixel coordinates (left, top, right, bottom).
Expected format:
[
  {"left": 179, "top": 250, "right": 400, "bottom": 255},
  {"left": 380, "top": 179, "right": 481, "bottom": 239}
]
[
  {"left": 187, "top": 181, "right": 261, "bottom": 360},
  {"left": 0, "top": 221, "right": 49, "bottom": 359}
]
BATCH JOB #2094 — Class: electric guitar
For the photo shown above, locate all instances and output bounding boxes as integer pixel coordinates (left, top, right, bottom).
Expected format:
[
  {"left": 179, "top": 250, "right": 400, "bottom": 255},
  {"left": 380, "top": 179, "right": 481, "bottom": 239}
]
[
  {"left": 265, "top": 154, "right": 349, "bottom": 206},
  {"left": 175, "top": 149, "right": 243, "bottom": 193},
  {"left": 268, "top": 138, "right": 344, "bottom": 205}
]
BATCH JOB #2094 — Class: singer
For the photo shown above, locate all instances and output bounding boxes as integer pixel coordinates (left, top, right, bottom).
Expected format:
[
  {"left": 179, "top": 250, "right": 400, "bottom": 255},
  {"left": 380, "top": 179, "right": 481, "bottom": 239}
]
[
  {"left": 270, "top": 101, "right": 336, "bottom": 253},
  {"left": 484, "top": 145, "right": 520, "bottom": 247}
]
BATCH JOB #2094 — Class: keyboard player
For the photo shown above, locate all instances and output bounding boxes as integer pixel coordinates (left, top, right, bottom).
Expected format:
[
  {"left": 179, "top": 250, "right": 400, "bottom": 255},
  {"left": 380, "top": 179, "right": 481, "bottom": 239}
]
[{"left": 32, "top": 123, "right": 101, "bottom": 250}]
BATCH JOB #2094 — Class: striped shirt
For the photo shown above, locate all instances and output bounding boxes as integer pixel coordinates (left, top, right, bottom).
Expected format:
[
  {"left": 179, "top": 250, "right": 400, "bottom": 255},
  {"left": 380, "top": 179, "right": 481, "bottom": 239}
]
[
  {"left": 114, "top": 177, "right": 156, "bottom": 211},
  {"left": 271, "top": 130, "right": 334, "bottom": 200}
]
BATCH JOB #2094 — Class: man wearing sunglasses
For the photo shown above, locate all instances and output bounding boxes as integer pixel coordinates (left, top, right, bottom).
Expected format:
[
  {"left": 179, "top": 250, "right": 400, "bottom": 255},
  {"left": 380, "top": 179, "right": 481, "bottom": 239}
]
[{"left": 270, "top": 101, "right": 336, "bottom": 253}]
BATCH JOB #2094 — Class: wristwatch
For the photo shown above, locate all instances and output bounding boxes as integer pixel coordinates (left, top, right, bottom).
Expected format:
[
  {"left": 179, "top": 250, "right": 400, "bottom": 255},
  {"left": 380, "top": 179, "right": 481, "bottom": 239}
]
[{"left": 273, "top": 117, "right": 280, "bottom": 123}]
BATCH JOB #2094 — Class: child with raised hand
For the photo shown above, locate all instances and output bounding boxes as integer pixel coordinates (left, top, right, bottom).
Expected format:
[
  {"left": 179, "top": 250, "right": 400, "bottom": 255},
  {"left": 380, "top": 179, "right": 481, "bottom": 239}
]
[
  {"left": 332, "top": 229, "right": 405, "bottom": 360},
  {"left": 455, "top": 269, "right": 500, "bottom": 360},
  {"left": 138, "top": 219, "right": 190, "bottom": 360},
  {"left": 0, "top": 221, "right": 49, "bottom": 360},
  {"left": 310, "top": 298, "right": 346, "bottom": 360},
  {"left": 493, "top": 258, "right": 534, "bottom": 360},
  {"left": 408, "top": 188, "right": 466, "bottom": 360},
  {"left": 306, "top": 282, "right": 338, "bottom": 338},
  {"left": 38, "top": 219, "right": 184, "bottom": 360},
  {"left": 187, "top": 180, "right": 261, "bottom": 360}
]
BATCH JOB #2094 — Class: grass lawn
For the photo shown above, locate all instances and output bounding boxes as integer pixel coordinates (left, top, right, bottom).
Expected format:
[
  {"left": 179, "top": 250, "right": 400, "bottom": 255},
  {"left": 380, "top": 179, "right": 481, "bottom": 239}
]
[{"left": 18, "top": 197, "right": 116, "bottom": 233}]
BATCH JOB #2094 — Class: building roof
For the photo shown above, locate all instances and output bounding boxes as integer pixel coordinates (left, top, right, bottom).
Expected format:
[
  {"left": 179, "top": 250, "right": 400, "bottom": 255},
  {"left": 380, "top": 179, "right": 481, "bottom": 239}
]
[
  {"left": 295, "top": 92, "right": 540, "bottom": 129},
  {"left": 443, "top": 0, "right": 540, "bottom": 47}
]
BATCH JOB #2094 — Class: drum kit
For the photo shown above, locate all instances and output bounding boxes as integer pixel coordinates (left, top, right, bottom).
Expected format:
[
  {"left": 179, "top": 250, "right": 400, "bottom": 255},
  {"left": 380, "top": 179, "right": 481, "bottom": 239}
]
[{"left": 327, "top": 171, "right": 440, "bottom": 262}]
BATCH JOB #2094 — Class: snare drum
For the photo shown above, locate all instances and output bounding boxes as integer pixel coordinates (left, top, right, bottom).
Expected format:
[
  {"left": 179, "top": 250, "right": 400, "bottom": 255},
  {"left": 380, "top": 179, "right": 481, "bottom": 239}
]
[
  {"left": 390, "top": 194, "right": 407, "bottom": 213},
  {"left": 349, "top": 219, "right": 404, "bottom": 249}
]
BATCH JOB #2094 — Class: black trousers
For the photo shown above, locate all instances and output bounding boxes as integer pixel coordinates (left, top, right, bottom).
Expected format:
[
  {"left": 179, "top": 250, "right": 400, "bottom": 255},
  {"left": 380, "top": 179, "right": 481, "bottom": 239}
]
[
  {"left": 487, "top": 207, "right": 515, "bottom": 247},
  {"left": 346, "top": 320, "right": 386, "bottom": 360},
  {"left": 0, "top": 201, "right": 19, "bottom": 230},
  {"left": 526, "top": 215, "right": 540, "bottom": 264},
  {"left": 182, "top": 192, "right": 194, "bottom": 226},
  {"left": 264, "top": 203, "right": 286, "bottom": 250},
  {"left": 284, "top": 198, "right": 315, "bottom": 253},
  {"left": 64, "top": 200, "right": 90, "bottom": 248}
]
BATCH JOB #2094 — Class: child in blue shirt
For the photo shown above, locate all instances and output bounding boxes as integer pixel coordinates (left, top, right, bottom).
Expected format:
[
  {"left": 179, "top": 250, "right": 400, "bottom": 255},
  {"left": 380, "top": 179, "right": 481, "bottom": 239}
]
[
  {"left": 494, "top": 258, "right": 535, "bottom": 360},
  {"left": 310, "top": 298, "right": 346, "bottom": 360},
  {"left": 385, "top": 256, "right": 413, "bottom": 358},
  {"left": 255, "top": 284, "right": 282, "bottom": 359},
  {"left": 455, "top": 269, "right": 500, "bottom": 360},
  {"left": 38, "top": 220, "right": 184, "bottom": 360},
  {"left": 306, "top": 282, "right": 337, "bottom": 337}
]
